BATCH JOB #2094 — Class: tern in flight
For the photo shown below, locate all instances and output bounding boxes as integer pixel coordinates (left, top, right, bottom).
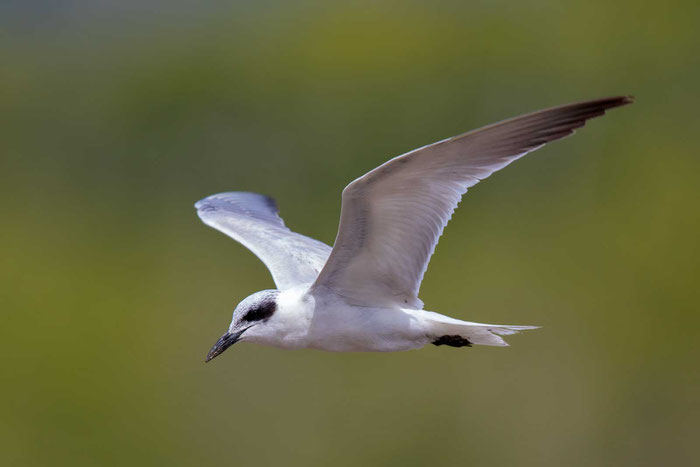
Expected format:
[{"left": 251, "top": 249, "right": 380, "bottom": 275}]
[{"left": 198, "top": 96, "right": 632, "bottom": 361}]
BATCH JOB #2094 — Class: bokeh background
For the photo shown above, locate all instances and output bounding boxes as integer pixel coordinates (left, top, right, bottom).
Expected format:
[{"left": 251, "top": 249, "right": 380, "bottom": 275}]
[{"left": 2, "top": 1, "right": 699, "bottom": 466}]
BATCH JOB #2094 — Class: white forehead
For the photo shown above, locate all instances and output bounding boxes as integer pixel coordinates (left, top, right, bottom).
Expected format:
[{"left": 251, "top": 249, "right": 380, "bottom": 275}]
[{"left": 234, "top": 289, "right": 278, "bottom": 313}]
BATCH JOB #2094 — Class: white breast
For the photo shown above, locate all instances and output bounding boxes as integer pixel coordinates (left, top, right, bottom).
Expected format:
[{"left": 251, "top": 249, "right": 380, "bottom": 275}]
[
  {"left": 304, "top": 292, "right": 430, "bottom": 352},
  {"left": 241, "top": 286, "right": 429, "bottom": 352}
]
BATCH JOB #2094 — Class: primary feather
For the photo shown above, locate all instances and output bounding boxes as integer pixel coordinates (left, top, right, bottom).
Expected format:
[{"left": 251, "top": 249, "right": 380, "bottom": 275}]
[{"left": 311, "top": 96, "right": 633, "bottom": 309}]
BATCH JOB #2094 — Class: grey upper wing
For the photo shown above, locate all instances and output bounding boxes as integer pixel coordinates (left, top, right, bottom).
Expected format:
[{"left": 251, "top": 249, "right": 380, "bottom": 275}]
[
  {"left": 195, "top": 192, "right": 331, "bottom": 289},
  {"left": 311, "top": 96, "right": 633, "bottom": 308}
]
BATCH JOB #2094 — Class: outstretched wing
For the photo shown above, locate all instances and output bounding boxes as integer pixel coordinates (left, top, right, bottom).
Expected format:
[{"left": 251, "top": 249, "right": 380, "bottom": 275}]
[
  {"left": 195, "top": 192, "right": 331, "bottom": 289},
  {"left": 311, "top": 96, "right": 633, "bottom": 308}
]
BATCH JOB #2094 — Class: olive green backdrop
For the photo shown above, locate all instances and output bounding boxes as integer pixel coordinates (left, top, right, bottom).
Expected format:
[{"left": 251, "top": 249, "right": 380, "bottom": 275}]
[{"left": 2, "top": 1, "right": 698, "bottom": 466}]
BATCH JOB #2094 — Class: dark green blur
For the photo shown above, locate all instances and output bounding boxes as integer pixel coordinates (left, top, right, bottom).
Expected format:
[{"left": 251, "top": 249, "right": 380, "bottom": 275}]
[{"left": 2, "top": 1, "right": 698, "bottom": 466}]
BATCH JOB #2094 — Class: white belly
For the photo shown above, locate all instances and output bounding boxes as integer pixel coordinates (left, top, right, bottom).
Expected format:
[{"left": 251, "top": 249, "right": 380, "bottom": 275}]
[
  {"left": 305, "top": 305, "right": 431, "bottom": 352},
  {"left": 241, "top": 287, "right": 431, "bottom": 352}
]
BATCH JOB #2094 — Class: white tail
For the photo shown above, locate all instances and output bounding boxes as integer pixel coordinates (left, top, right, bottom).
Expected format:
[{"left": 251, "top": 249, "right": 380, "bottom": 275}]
[{"left": 418, "top": 310, "right": 539, "bottom": 347}]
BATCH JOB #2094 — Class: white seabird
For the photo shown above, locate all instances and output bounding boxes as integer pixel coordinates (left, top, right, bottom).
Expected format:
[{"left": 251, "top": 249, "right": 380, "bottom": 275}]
[{"left": 198, "top": 96, "right": 632, "bottom": 361}]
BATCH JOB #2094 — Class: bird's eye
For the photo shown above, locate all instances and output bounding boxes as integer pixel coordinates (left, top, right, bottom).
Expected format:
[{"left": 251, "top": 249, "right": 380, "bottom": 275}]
[{"left": 241, "top": 301, "right": 276, "bottom": 322}]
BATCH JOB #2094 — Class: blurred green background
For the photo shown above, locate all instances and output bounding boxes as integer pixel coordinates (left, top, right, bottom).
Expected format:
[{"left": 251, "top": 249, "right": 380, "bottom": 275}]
[{"left": 2, "top": 1, "right": 698, "bottom": 466}]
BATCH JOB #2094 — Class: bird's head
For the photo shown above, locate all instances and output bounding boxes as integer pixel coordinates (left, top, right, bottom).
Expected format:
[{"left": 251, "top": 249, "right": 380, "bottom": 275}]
[{"left": 205, "top": 289, "right": 279, "bottom": 362}]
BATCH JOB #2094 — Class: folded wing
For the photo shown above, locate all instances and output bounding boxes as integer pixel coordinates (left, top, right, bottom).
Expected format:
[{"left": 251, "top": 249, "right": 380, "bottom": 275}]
[
  {"left": 311, "top": 96, "right": 633, "bottom": 308},
  {"left": 196, "top": 192, "right": 331, "bottom": 289}
]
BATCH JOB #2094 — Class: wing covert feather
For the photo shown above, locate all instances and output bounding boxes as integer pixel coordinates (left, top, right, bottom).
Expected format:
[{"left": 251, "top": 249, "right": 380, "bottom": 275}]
[
  {"left": 196, "top": 192, "right": 331, "bottom": 289},
  {"left": 312, "top": 96, "right": 633, "bottom": 308}
]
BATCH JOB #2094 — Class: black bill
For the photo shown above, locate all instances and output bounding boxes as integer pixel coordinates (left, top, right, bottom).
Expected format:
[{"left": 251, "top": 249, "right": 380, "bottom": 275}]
[{"left": 205, "top": 329, "right": 245, "bottom": 362}]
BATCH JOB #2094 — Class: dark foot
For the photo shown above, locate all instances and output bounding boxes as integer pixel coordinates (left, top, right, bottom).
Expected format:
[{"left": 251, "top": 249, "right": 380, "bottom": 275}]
[{"left": 432, "top": 335, "right": 472, "bottom": 347}]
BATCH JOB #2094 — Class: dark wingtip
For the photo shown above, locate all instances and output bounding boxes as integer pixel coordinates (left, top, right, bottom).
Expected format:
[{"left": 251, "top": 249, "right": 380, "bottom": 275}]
[
  {"left": 602, "top": 95, "right": 634, "bottom": 109},
  {"left": 261, "top": 194, "right": 279, "bottom": 212},
  {"left": 618, "top": 95, "right": 634, "bottom": 105}
]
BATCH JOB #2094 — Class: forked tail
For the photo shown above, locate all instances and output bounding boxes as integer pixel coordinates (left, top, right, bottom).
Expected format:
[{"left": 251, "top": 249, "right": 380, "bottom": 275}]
[{"left": 419, "top": 310, "right": 539, "bottom": 347}]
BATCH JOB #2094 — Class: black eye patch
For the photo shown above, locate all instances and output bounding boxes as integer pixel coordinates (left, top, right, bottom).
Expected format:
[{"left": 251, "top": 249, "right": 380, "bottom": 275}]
[{"left": 242, "top": 300, "right": 276, "bottom": 322}]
